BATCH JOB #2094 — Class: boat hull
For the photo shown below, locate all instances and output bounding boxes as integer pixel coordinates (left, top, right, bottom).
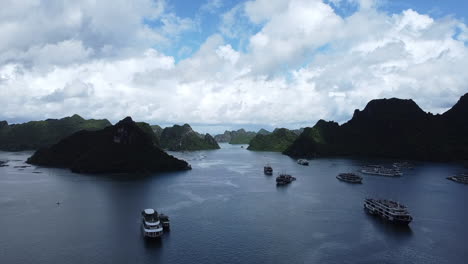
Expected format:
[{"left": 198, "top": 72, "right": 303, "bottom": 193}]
[
  {"left": 142, "top": 226, "right": 163, "bottom": 238},
  {"left": 360, "top": 170, "right": 402, "bottom": 177},
  {"left": 336, "top": 175, "right": 362, "bottom": 184}
]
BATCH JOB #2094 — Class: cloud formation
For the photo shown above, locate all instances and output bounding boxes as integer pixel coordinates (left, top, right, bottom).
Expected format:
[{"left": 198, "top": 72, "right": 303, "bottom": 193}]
[{"left": 0, "top": 0, "right": 467, "bottom": 132}]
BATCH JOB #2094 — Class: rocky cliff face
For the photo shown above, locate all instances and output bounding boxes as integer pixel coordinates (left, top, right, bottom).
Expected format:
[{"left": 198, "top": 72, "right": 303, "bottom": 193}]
[
  {"left": 284, "top": 93, "right": 468, "bottom": 161},
  {"left": 0, "top": 114, "right": 111, "bottom": 151},
  {"left": 159, "top": 124, "right": 220, "bottom": 151},
  {"left": 27, "top": 117, "right": 190, "bottom": 173}
]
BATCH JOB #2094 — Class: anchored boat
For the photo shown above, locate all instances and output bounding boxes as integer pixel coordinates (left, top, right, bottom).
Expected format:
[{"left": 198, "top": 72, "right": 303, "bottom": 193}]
[
  {"left": 264, "top": 165, "right": 273, "bottom": 175},
  {"left": 336, "top": 173, "right": 362, "bottom": 184},
  {"left": 297, "top": 159, "right": 309, "bottom": 166},
  {"left": 360, "top": 166, "right": 402, "bottom": 177},
  {"left": 364, "top": 198, "right": 413, "bottom": 225},
  {"left": 141, "top": 209, "right": 164, "bottom": 238},
  {"left": 159, "top": 213, "right": 170, "bottom": 229},
  {"left": 392, "top": 162, "right": 414, "bottom": 170},
  {"left": 276, "top": 173, "right": 296, "bottom": 185}
]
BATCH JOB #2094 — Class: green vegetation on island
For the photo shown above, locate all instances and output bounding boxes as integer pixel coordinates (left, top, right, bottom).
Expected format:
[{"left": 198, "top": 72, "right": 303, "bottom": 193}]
[
  {"left": 247, "top": 128, "right": 298, "bottom": 152},
  {"left": 214, "top": 129, "right": 257, "bottom": 144},
  {"left": 27, "top": 117, "right": 190, "bottom": 173},
  {"left": 284, "top": 93, "right": 468, "bottom": 161},
  {"left": 159, "top": 124, "right": 220, "bottom": 151},
  {"left": 0, "top": 114, "right": 111, "bottom": 151}
]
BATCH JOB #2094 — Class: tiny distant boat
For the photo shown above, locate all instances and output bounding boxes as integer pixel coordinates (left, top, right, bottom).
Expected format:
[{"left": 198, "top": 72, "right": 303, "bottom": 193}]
[
  {"left": 297, "top": 159, "right": 309, "bottom": 166},
  {"left": 264, "top": 165, "right": 273, "bottom": 175},
  {"left": 392, "top": 162, "right": 414, "bottom": 170},
  {"left": 447, "top": 173, "right": 468, "bottom": 184},
  {"left": 365, "top": 164, "right": 384, "bottom": 168},
  {"left": 159, "top": 213, "right": 170, "bottom": 229},
  {"left": 276, "top": 173, "right": 296, "bottom": 185},
  {"left": 364, "top": 198, "right": 413, "bottom": 225},
  {"left": 360, "top": 167, "right": 402, "bottom": 177},
  {"left": 141, "top": 209, "right": 163, "bottom": 238},
  {"left": 336, "top": 173, "right": 362, "bottom": 184}
]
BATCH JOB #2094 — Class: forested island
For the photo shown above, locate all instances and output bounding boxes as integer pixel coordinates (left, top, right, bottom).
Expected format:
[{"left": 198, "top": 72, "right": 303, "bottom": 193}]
[
  {"left": 284, "top": 93, "right": 468, "bottom": 161},
  {"left": 27, "top": 117, "right": 190, "bottom": 173},
  {"left": 0, "top": 115, "right": 110, "bottom": 151}
]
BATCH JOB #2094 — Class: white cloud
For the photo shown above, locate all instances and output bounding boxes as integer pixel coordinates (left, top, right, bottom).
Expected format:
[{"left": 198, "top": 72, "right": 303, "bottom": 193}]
[
  {"left": 0, "top": 0, "right": 467, "bottom": 132},
  {"left": 42, "top": 79, "right": 94, "bottom": 102},
  {"left": 200, "top": 0, "right": 223, "bottom": 14},
  {"left": 244, "top": 0, "right": 344, "bottom": 74},
  {"left": 160, "top": 13, "right": 196, "bottom": 36},
  {"left": 0, "top": 0, "right": 186, "bottom": 69}
]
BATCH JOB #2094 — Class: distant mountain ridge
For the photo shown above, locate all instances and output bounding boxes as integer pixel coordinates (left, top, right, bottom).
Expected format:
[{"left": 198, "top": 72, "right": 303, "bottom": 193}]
[
  {"left": 214, "top": 129, "right": 270, "bottom": 144},
  {"left": 0, "top": 114, "right": 111, "bottom": 151},
  {"left": 284, "top": 93, "right": 468, "bottom": 161},
  {"left": 27, "top": 117, "right": 190, "bottom": 173},
  {"left": 158, "top": 124, "right": 220, "bottom": 151},
  {"left": 248, "top": 128, "right": 299, "bottom": 152}
]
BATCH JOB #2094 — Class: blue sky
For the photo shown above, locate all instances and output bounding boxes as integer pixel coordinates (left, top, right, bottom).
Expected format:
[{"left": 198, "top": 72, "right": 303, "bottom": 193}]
[
  {"left": 153, "top": 0, "right": 468, "bottom": 62},
  {"left": 0, "top": 0, "right": 468, "bottom": 134}
]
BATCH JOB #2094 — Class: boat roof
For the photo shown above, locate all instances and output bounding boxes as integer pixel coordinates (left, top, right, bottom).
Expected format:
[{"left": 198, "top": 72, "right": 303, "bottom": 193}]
[{"left": 144, "top": 209, "right": 155, "bottom": 215}]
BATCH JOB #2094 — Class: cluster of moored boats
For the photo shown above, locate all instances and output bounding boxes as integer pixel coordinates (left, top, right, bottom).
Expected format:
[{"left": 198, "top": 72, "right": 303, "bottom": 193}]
[
  {"left": 336, "top": 163, "right": 407, "bottom": 184},
  {"left": 338, "top": 164, "right": 414, "bottom": 224},
  {"left": 261, "top": 160, "right": 468, "bottom": 226},
  {"left": 141, "top": 209, "right": 170, "bottom": 239}
]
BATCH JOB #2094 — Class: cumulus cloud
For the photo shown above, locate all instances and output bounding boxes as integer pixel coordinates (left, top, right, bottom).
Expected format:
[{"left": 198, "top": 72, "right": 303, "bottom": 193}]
[
  {"left": 42, "top": 80, "right": 94, "bottom": 102},
  {"left": 0, "top": 0, "right": 185, "bottom": 68},
  {"left": 0, "top": 0, "right": 467, "bottom": 132}
]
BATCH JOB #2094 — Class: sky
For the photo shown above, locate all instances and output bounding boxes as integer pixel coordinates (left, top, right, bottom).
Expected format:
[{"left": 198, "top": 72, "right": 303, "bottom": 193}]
[{"left": 0, "top": 0, "right": 467, "bottom": 134}]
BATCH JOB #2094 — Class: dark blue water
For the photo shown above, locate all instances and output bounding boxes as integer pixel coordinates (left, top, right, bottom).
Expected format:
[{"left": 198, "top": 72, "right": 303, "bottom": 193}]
[{"left": 1, "top": 144, "right": 467, "bottom": 264}]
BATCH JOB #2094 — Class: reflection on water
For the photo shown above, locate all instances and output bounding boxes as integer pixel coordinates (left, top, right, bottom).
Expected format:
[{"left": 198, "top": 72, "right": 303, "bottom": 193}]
[
  {"left": 143, "top": 237, "right": 164, "bottom": 249},
  {"left": 364, "top": 211, "right": 414, "bottom": 238}
]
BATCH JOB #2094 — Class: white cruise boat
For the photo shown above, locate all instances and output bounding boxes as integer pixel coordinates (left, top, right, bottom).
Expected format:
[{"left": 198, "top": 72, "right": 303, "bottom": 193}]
[
  {"left": 360, "top": 167, "right": 403, "bottom": 177},
  {"left": 297, "top": 159, "right": 309, "bottom": 166},
  {"left": 141, "top": 209, "right": 163, "bottom": 238},
  {"left": 364, "top": 198, "right": 413, "bottom": 225}
]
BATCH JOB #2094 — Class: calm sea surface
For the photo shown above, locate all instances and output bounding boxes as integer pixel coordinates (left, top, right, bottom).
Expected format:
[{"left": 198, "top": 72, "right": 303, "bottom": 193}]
[{"left": 0, "top": 144, "right": 467, "bottom": 264}]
